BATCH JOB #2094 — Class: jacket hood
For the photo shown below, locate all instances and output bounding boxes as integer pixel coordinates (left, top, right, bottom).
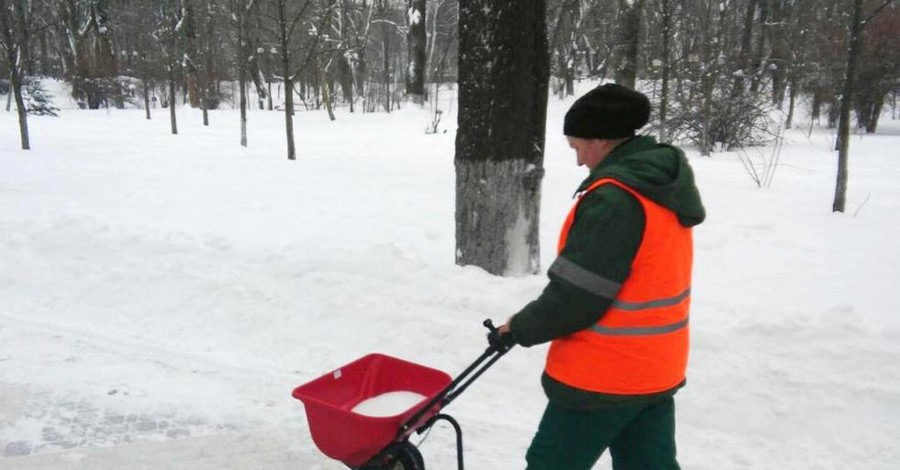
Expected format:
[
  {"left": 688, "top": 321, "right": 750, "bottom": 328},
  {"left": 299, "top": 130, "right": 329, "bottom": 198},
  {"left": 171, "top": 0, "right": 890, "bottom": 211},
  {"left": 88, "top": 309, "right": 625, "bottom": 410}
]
[{"left": 577, "top": 136, "right": 706, "bottom": 227}]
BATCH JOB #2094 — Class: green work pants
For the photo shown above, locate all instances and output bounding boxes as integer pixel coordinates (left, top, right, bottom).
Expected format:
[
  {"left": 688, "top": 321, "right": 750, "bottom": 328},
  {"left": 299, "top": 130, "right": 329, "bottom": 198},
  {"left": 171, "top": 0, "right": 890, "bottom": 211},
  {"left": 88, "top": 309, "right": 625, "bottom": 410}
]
[{"left": 524, "top": 397, "right": 680, "bottom": 470}]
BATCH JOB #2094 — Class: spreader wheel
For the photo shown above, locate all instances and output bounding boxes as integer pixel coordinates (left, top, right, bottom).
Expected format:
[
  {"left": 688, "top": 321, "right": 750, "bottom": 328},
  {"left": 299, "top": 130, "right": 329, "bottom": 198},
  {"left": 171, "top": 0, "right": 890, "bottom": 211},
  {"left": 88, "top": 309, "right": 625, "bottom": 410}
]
[{"left": 360, "top": 441, "right": 425, "bottom": 470}]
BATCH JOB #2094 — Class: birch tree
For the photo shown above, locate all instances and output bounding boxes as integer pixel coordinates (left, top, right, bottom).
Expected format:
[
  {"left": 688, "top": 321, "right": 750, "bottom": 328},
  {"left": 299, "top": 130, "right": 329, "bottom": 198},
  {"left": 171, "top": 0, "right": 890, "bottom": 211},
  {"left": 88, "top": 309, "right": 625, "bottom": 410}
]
[{"left": 229, "top": 0, "right": 258, "bottom": 147}]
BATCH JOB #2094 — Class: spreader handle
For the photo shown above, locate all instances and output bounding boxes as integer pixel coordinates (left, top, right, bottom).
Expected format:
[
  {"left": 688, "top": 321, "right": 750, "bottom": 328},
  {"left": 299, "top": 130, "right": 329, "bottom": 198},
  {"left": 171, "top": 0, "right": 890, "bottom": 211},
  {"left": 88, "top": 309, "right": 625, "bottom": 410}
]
[
  {"left": 397, "top": 320, "right": 514, "bottom": 439},
  {"left": 484, "top": 319, "right": 514, "bottom": 353}
]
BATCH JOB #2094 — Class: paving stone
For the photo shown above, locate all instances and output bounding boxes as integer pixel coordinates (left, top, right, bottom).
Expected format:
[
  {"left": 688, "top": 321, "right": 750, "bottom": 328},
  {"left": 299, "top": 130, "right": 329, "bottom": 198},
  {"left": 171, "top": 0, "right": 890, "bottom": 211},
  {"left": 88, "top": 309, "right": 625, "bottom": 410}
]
[
  {"left": 133, "top": 421, "right": 157, "bottom": 432},
  {"left": 166, "top": 428, "right": 191, "bottom": 439},
  {"left": 3, "top": 440, "right": 32, "bottom": 457}
]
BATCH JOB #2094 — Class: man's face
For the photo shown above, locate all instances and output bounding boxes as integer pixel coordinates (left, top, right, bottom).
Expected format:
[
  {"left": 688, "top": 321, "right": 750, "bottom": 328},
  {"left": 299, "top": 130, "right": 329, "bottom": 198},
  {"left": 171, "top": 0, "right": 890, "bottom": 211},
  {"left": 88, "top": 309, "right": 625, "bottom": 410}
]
[{"left": 567, "top": 136, "right": 609, "bottom": 169}]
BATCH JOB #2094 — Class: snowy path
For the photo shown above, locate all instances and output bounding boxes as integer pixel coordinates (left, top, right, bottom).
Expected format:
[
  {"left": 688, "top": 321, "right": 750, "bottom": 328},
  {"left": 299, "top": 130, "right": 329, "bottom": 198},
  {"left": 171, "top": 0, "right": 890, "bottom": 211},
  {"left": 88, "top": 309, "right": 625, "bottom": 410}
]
[
  {"left": 0, "top": 313, "right": 305, "bottom": 462},
  {"left": 0, "top": 427, "right": 315, "bottom": 470}
]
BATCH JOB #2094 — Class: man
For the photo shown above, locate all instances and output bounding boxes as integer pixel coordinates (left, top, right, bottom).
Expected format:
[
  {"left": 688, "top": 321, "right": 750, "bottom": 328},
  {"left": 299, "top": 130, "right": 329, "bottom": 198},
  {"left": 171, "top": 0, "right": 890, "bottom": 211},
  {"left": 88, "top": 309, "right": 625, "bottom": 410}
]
[{"left": 497, "top": 83, "right": 705, "bottom": 469}]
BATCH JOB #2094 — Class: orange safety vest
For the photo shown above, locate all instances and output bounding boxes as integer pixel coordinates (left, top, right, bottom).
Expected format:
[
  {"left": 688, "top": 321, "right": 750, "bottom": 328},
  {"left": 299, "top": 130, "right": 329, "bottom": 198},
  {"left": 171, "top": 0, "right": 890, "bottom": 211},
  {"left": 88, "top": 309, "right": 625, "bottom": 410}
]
[{"left": 545, "top": 177, "right": 692, "bottom": 395}]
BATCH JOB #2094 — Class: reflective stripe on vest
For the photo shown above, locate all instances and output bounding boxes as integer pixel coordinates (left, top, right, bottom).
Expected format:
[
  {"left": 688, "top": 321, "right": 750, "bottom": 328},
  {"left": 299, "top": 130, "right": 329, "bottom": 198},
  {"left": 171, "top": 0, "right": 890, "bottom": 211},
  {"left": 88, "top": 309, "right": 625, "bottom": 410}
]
[{"left": 545, "top": 178, "right": 693, "bottom": 395}]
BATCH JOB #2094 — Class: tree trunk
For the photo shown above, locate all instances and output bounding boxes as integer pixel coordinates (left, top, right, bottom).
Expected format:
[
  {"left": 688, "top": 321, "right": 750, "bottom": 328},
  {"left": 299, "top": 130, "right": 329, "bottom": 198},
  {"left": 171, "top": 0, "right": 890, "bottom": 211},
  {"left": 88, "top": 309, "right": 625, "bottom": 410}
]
[
  {"left": 284, "top": 77, "right": 296, "bottom": 160},
  {"left": 143, "top": 78, "right": 151, "bottom": 120},
  {"left": 168, "top": 72, "right": 178, "bottom": 135},
  {"left": 455, "top": 0, "right": 549, "bottom": 276},
  {"left": 321, "top": 62, "right": 336, "bottom": 121},
  {"left": 381, "top": 13, "right": 392, "bottom": 113},
  {"left": 733, "top": 0, "right": 755, "bottom": 95},
  {"left": 750, "top": 0, "right": 768, "bottom": 95},
  {"left": 866, "top": 100, "right": 883, "bottom": 133},
  {"left": 406, "top": 0, "right": 426, "bottom": 104},
  {"left": 237, "top": 4, "right": 249, "bottom": 148},
  {"left": 833, "top": 0, "right": 864, "bottom": 213},
  {"left": 183, "top": 0, "right": 200, "bottom": 107},
  {"left": 0, "top": 1, "right": 30, "bottom": 150},
  {"left": 11, "top": 70, "right": 30, "bottom": 150},
  {"left": 338, "top": 0, "right": 355, "bottom": 109},
  {"left": 615, "top": 0, "right": 644, "bottom": 89},
  {"left": 659, "top": 0, "right": 671, "bottom": 142},
  {"left": 277, "top": 0, "right": 296, "bottom": 160},
  {"left": 202, "top": 93, "right": 209, "bottom": 126},
  {"left": 240, "top": 70, "right": 248, "bottom": 147},
  {"left": 785, "top": 74, "right": 798, "bottom": 129},
  {"left": 811, "top": 91, "right": 822, "bottom": 121}
]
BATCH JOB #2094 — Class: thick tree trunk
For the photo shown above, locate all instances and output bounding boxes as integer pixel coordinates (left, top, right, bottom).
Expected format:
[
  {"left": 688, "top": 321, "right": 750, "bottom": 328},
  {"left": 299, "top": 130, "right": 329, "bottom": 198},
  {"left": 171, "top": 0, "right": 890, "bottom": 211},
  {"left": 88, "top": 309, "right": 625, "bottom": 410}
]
[
  {"left": 455, "top": 0, "right": 549, "bottom": 276},
  {"left": 406, "top": 0, "right": 426, "bottom": 104}
]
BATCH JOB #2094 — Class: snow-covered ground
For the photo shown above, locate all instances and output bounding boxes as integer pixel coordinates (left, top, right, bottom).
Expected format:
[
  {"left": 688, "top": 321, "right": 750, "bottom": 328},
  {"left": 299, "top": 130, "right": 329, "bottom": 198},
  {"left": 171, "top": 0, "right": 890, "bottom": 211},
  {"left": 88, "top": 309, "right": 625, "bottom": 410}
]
[{"left": 1, "top": 83, "right": 899, "bottom": 469}]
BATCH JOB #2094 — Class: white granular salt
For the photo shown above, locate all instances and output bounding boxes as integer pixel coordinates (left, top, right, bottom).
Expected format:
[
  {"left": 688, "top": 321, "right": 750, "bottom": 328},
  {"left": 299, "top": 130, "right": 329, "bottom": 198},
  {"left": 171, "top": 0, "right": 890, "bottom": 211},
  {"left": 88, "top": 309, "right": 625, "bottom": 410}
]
[{"left": 351, "top": 391, "right": 427, "bottom": 417}]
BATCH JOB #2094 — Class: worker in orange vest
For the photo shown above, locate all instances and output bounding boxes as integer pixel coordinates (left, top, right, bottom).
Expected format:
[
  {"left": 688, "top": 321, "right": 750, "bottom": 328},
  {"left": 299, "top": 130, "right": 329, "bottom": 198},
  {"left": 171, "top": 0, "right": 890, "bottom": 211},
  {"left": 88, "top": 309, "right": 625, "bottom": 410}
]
[{"left": 497, "top": 83, "right": 705, "bottom": 469}]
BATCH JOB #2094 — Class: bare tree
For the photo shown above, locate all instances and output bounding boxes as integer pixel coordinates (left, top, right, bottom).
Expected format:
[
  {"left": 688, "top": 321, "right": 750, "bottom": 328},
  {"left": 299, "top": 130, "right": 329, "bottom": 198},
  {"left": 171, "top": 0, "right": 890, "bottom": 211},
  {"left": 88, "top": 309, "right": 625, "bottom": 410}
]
[
  {"left": 110, "top": 0, "right": 165, "bottom": 120},
  {"left": 0, "top": 0, "right": 31, "bottom": 149},
  {"left": 405, "top": 0, "right": 425, "bottom": 104},
  {"left": 615, "top": 0, "right": 645, "bottom": 89},
  {"left": 268, "top": 0, "right": 310, "bottom": 159},
  {"left": 852, "top": 3, "right": 899, "bottom": 133},
  {"left": 228, "top": 0, "right": 258, "bottom": 147},
  {"left": 158, "top": 0, "right": 182, "bottom": 135},
  {"left": 455, "top": 0, "right": 549, "bottom": 276},
  {"left": 425, "top": 0, "right": 456, "bottom": 84},
  {"left": 548, "top": 0, "right": 585, "bottom": 98},
  {"left": 374, "top": 0, "right": 397, "bottom": 112},
  {"left": 657, "top": 0, "right": 673, "bottom": 141},
  {"left": 833, "top": 0, "right": 896, "bottom": 213},
  {"left": 182, "top": 0, "right": 219, "bottom": 126}
]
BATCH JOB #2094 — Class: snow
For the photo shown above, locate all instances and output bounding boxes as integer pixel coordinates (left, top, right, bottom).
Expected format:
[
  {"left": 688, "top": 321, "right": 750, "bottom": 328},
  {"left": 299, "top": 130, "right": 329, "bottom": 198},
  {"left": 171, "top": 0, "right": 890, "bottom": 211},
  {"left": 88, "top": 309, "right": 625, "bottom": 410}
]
[
  {"left": 1, "top": 82, "right": 899, "bottom": 469},
  {"left": 351, "top": 392, "right": 427, "bottom": 418},
  {"left": 408, "top": 8, "right": 422, "bottom": 27}
]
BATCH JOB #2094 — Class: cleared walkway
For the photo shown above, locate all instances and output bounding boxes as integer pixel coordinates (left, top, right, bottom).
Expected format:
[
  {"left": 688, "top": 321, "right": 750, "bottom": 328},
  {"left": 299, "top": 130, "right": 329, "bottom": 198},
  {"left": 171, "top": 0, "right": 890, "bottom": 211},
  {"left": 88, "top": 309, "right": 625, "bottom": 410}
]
[{"left": 0, "top": 427, "right": 339, "bottom": 470}]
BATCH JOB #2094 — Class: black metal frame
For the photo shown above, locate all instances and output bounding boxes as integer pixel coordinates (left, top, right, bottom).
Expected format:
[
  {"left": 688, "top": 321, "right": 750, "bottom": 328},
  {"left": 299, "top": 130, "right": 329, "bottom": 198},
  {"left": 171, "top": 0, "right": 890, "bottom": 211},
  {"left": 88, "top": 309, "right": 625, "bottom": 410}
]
[{"left": 358, "top": 320, "right": 513, "bottom": 470}]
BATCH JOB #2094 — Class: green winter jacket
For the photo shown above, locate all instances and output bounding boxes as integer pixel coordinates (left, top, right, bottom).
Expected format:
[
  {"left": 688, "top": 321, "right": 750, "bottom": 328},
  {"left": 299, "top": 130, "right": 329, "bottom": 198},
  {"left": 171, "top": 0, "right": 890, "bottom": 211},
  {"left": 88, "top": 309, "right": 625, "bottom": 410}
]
[{"left": 508, "top": 135, "right": 705, "bottom": 410}]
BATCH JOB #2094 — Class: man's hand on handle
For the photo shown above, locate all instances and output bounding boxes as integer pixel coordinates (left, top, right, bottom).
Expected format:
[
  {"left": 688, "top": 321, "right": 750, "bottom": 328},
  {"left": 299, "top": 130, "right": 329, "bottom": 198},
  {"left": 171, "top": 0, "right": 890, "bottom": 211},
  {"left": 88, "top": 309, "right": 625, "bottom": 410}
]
[{"left": 485, "top": 318, "right": 515, "bottom": 352}]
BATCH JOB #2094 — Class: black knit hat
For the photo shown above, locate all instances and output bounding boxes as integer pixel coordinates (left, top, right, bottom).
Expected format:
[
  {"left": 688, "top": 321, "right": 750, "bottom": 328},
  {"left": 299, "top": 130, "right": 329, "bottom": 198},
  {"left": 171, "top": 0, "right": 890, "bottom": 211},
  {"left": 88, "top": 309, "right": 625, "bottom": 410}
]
[{"left": 564, "top": 84, "right": 651, "bottom": 139}]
